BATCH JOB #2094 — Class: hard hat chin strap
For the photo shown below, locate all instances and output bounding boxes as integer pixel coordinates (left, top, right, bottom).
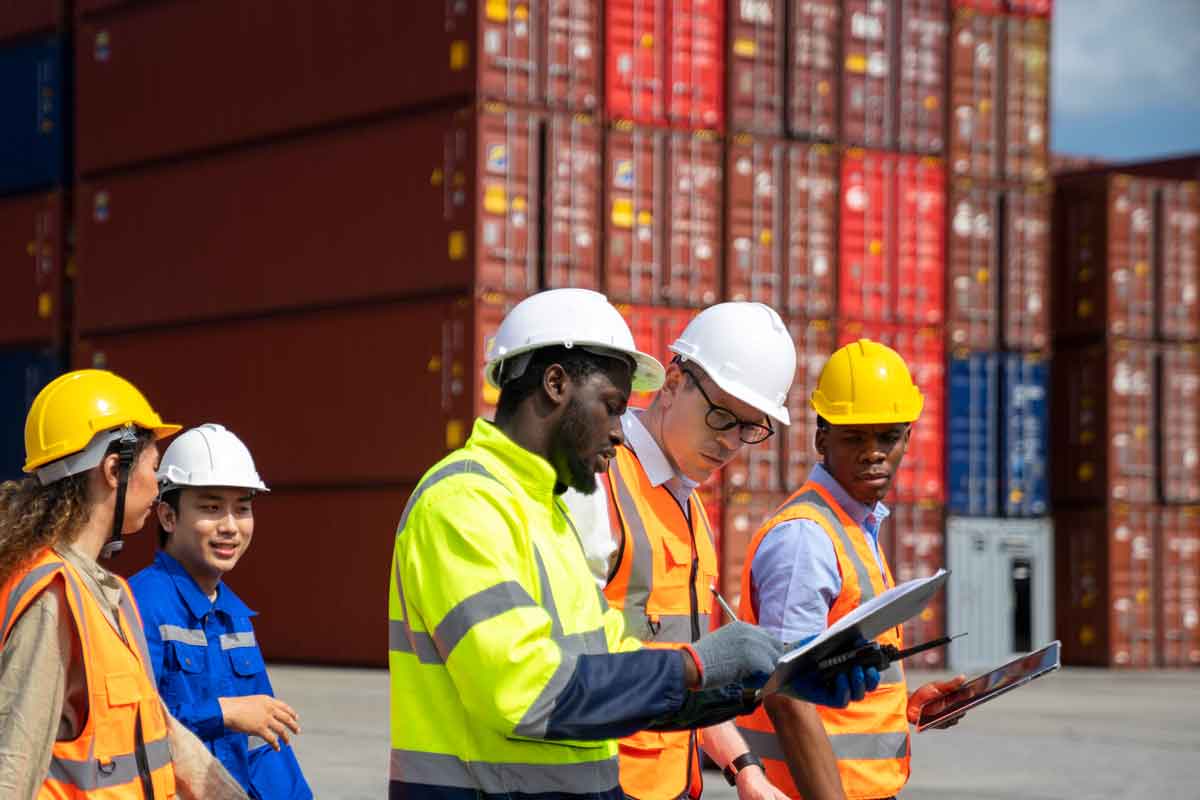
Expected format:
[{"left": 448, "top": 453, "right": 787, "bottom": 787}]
[{"left": 101, "top": 430, "right": 138, "bottom": 560}]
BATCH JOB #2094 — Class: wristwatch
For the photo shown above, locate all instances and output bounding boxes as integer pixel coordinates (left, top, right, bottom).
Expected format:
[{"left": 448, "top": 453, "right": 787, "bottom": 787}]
[{"left": 723, "top": 752, "right": 765, "bottom": 786}]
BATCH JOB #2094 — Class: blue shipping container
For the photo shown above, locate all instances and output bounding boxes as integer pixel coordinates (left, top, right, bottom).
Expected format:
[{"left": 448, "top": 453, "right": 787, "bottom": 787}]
[
  {"left": 947, "top": 352, "right": 1000, "bottom": 516},
  {"left": 0, "top": 36, "right": 66, "bottom": 195},
  {"left": 0, "top": 348, "right": 63, "bottom": 481},
  {"left": 1000, "top": 353, "right": 1049, "bottom": 516}
]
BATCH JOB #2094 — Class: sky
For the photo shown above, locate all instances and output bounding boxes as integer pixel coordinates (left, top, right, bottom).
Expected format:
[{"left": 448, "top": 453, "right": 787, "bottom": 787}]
[{"left": 1051, "top": 0, "right": 1200, "bottom": 162}]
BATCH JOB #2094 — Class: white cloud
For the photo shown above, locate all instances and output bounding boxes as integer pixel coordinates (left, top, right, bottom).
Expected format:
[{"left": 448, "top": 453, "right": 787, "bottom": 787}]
[{"left": 1052, "top": 0, "right": 1200, "bottom": 115}]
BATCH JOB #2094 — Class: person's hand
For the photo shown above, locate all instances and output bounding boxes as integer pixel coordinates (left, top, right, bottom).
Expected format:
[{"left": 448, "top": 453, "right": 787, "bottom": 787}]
[
  {"left": 784, "top": 663, "right": 880, "bottom": 708},
  {"left": 735, "top": 764, "right": 791, "bottom": 800},
  {"left": 906, "top": 675, "right": 967, "bottom": 725},
  {"left": 692, "top": 622, "right": 787, "bottom": 689},
  {"left": 219, "top": 695, "right": 301, "bottom": 750}
]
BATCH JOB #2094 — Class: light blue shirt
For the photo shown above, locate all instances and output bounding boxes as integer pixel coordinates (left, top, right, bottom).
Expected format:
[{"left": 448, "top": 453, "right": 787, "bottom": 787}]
[{"left": 749, "top": 463, "right": 891, "bottom": 642}]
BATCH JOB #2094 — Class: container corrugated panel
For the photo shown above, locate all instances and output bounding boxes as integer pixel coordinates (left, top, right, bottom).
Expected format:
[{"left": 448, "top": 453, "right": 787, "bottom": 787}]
[
  {"left": 721, "top": 490, "right": 788, "bottom": 614},
  {"left": 475, "top": 292, "right": 528, "bottom": 420},
  {"left": 1157, "top": 505, "right": 1200, "bottom": 667},
  {"left": 617, "top": 304, "right": 695, "bottom": 408},
  {"left": 1000, "top": 352, "right": 1049, "bottom": 516},
  {"left": 841, "top": 0, "right": 894, "bottom": 149},
  {"left": 1003, "top": 15, "right": 1049, "bottom": 182},
  {"left": 951, "top": 0, "right": 1004, "bottom": 10},
  {"left": 75, "top": 1, "right": 551, "bottom": 174},
  {"left": 0, "top": 348, "right": 63, "bottom": 481},
  {"left": 896, "top": 0, "right": 948, "bottom": 155},
  {"left": 728, "top": 0, "right": 785, "bottom": 135},
  {"left": 1001, "top": 182, "right": 1051, "bottom": 350},
  {"left": 785, "top": 318, "right": 836, "bottom": 489},
  {"left": 948, "top": 9, "right": 1002, "bottom": 180},
  {"left": 725, "top": 436, "right": 783, "bottom": 494},
  {"left": 726, "top": 135, "right": 787, "bottom": 307},
  {"left": 1158, "top": 344, "right": 1200, "bottom": 504},
  {"left": 0, "top": 36, "right": 65, "bottom": 195},
  {"left": 606, "top": 0, "right": 667, "bottom": 125},
  {"left": 1055, "top": 505, "right": 1156, "bottom": 668},
  {"left": 787, "top": 0, "right": 840, "bottom": 140},
  {"left": 543, "top": 113, "right": 602, "bottom": 291},
  {"left": 839, "top": 321, "right": 945, "bottom": 502},
  {"left": 895, "top": 156, "right": 945, "bottom": 324},
  {"left": 544, "top": 0, "right": 603, "bottom": 112},
  {"left": 75, "top": 105, "right": 539, "bottom": 334},
  {"left": 880, "top": 501, "right": 946, "bottom": 666},
  {"left": 1052, "top": 341, "right": 1156, "bottom": 506},
  {"left": 0, "top": 1, "right": 63, "bottom": 43},
  {"left": 76, "top": 297, "right": 480, "bottom": 487},
  {"left": 947, "top": 178, "right": 999, "bottom": 349},
  {"left": 667, "top": 0, "right": 725, "bottom": 130},
  {"left": 1005, "top": 0, "right": 1052, "bottom": 19},
  {"left": 1158, "top": 181, "right": 1200, "bottom": 341},
  {"left": 663, "top": 131, "right": 723, "bottom": 307},
  {"left": 786, "top": 142, "right": 839, "bottom": 317},
  {"left": 946, "top": 352, "right": 999, "bottom": 516},
  {"left": 0, "top": 190, "right": 62, "bottom": 347},
  {"left": 606, "top": 124, "right": 666, "bottom": 304}
]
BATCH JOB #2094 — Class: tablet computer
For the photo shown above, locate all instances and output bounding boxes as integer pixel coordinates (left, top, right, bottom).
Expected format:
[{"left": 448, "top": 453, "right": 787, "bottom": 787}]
[{"left": 915, "top": 640, "right": 1061, "bottom": 732}]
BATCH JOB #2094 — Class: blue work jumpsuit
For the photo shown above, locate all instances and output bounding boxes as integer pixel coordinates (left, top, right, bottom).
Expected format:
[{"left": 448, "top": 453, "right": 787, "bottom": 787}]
[{"left": 130, "top": 551, "right": 312, "bottom": 800}]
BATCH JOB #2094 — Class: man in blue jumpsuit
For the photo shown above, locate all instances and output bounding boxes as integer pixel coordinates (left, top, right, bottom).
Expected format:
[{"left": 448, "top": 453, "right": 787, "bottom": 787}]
[{"left": 131, "top": 423, "right": 312, "bottom": 800}]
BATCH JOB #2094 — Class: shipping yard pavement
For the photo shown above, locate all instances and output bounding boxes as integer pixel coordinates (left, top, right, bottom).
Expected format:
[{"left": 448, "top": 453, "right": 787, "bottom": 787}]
[{"left": 272, "top": 666, "right": 1200, "bottom": 800}]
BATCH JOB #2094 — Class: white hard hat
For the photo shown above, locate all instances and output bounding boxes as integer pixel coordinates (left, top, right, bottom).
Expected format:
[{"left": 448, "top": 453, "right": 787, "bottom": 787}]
[
  {"left": 669, "top": 302, "right": 796, "bottom": 426},
  {"left": 484, "top": 288, "right": 665, "bottom": 392},
  {"left": 157, "top": 423, "right": 269, "bottom": 494}
]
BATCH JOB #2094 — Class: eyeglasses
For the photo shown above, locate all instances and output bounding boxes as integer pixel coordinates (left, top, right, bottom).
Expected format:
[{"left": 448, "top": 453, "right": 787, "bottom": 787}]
[{"left": 680, "top": 369, "right": 774, "bottom": 445}]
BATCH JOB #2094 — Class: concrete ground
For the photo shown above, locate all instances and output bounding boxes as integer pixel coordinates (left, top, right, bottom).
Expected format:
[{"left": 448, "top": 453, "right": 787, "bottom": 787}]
[{"left": 273, "top": 666, "right": 1200, "bottom": 799}]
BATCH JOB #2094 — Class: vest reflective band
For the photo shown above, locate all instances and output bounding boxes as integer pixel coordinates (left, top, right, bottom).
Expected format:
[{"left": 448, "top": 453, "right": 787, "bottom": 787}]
[
  {"left": 735, "top": 483, "right": 910, "bottom": 800},
  {"left": 0, "top": 549, "right": 176, "bottom": 799},
  {"left": 604, "top": 445, "right": 718, "bottom": 800}
]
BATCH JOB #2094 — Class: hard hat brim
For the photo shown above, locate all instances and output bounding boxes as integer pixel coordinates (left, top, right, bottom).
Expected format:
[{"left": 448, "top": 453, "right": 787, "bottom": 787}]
[{"left": 486, "top": 343, "right": 665, "bottom": 393}]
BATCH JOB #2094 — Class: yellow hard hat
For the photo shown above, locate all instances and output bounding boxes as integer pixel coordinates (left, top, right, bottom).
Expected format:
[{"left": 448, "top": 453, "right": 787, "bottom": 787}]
[
  {"left": 24, "top": 369, "right": 181, "bottom": 483},
  {"left": 810, "top": 339, "right": 923, "bottom": 425}
]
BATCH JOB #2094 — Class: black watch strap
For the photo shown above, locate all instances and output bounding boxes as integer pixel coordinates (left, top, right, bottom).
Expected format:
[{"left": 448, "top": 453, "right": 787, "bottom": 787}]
[{"left": 723, "top": 752, "right": 765, "bottom": 786}]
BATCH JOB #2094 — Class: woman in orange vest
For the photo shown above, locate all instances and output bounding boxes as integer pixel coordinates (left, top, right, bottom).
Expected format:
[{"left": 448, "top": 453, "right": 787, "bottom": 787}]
[{"left": 0, "top": 369, "right": 250, "bottom": 798}]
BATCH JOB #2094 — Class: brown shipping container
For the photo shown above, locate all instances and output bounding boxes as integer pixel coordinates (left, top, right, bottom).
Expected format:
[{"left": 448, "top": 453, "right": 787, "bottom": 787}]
[
  {"left": 76, "top": 296, "right": 490, "bottom": 487},
  {"left": 663, "top": 131, "right": 723, "bottom": 307},
  {"left": 1054, "top": 175, "right": 1157, "bottom": 341},
  {"left": 784, "top": 318, "right": 836, "bottom": 489},
  {"left": 1158, "top": 345, "right": 1200, "bottom": 504},
  {"left": 726, "top": 135, "right": 787, "bottom": 307},
  {"left": 896, "top": 0, "right": 949, "bottom": 155},
  {"left": 1003, "top": 15, "right": 1049, "bottom": 182},
  {"left": 786, "top": 143, "right": 840, "bottom": 317},
  {"left": 880, "top": 501, "right": 946, "bottom": 667},
  {"left": 0, "top": 1, "right": 63, "bottom": 42},
  {"left": 1157, "top": 506, "right": 1200, "bottom": 667},
  {"left": 788, "top": 0, "right": 841, "bottom": 140},
  {"left": 842, "top": 0, "right": 894, "bottom": 149},
  {"left": 947, "top": 178, "right": 1000, "bottom": 349},
  {"left": 75, "top": 104, "right": 539, "bottom": 334},
  {"left": 720, "top": 490, "right": 789, "bottom": 616},
  {"left": 948, "top": 9, "right": 1002, "bottom": 180},
  {"left": 474, "top": 292, "right": 528, "bottom": 420},
  {"left": 545, "top": 0, "right": 603, "bottom": 113},
  {"left": 728, "top": 0, "right": 786, "bottom": 135},
  {"left": 1056, "top": 505, "right": 1156, "bottom": 668},
  {"left": 543, "top": 113, "right": 602, "bottom": 290},
  {"left": 0, "top": 190, "right": 63, "bottom": 348},
  {"left": 605, "top": 124, "right": 666, "bottom": 304},
  {"left": 725, "top": 438, "right": 784, "bottom": 494},
  {"left": 1052, "top": 341, "right": 1156, "bottom": 506},
  {"left": 1158, "top": 181, "right": 1200, "bottom": 341},
  {"left": 75, "top": 1, "right": 600, "bottom": 174},
  {"left": 1002, "top": 182, "right": 1051, "bottom": 349}
]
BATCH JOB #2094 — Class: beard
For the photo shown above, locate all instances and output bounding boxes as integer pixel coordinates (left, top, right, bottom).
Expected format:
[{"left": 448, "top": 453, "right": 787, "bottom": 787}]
[{"left": 552, "top": 397, "right": 600, "bottom": 494}]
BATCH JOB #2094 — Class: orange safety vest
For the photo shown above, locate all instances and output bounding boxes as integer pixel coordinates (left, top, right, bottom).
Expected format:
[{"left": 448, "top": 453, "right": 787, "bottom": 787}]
[
  {"left": 735, "top": 482, "right": 910, "bottom": 800},
  {"left": 604, "top": 444, "right": 719, "bottom": 800},
  {"left": 0, "top": 548, "right": 176, "bottom": 799}
]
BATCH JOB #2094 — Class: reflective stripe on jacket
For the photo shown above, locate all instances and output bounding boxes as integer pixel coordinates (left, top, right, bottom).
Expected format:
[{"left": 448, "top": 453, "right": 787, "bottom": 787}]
[
  {"left": 388, "top": 419, "right": 688, "bottom": 800},
  {"left": 736, "top": 482, "right": 911, "bottom": 800},
  {"left": 0, "top": 548, "right": 176, "bottom": 798},
  {"left": 604, "top": 443, "right": 718, "bottom": 800}
]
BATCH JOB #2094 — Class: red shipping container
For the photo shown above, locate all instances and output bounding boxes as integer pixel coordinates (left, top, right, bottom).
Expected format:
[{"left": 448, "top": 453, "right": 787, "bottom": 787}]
[
  {"left": 784, "top": 318, "right": 837, "bottom": 489},
  {"left": 1003, "top": 15, "right": 1049, "bottom": 182},
  {"left": 1157, "top": 506, "right": 1200, "bottom": 667},
  {"left": 842, "top": 0, "right": 894, "bottom": 149},
  {"left": 1002, "top": 182, "right": 1051, "bottom": 350},
  {"left": 1052, "top": 341, "right": 1156, "bottom": 506},
  {"left": 544, "top": 113, "right": 602, "bottom": 291},
  {"left": 728, "top": 0, "right": 785, "bottom": 135},
  {"left": 617, "top": 304, "right": 695, "bottom": 407},
  {"left": 880, "top": 501, "right": 946, "bottom": 666},
  {"left": 606, "top": 0, "right": 667, "bottom": 125},
  {"left": 1158, "top": 181, "right": 1200, "bottom": 341},
  {"left": 786, "top": 143, "right": 840, "bottom": 318},
  {"left": 947, "top": 178, "right": 1000, "bottom": 349},
  {"left": 664, "top": 131, "right": 723, "bottom": 307},
  {"left": 76, "top": 296, "right": 488, "bottom": 487},
  {"left": 787, "top": 0, "right": 840, "bottom": 140},
  {"left": 75, "top": 104, "right": 540, "bottom": 334},
  {"left": 474, "top": 291, "right": 529, "bottom": 421},
  {"left": 726, "top": 135, "right": 788, "bottom": 308},
  {"left": 896, "top": 0, "right": 949, "bottom": 155},
  {"left": 544, "top": 0, "right": 604, "bottom": 112},
  {"left": 838, "top": 321, "right": 945, "bottom": 502},
  {"left": 0, "top": 190, "right": 62, "bottom": 348},
  {"left": 948, "top": 9, "right": 1002, "bottom": 180},
  {"left": 1006, "top": 0, "right": 1052, "bottom": 18},
  {"left": 1056, "top": 505, "right": 1156, "bottom": 668},
  {"left": 0, "top": 1, "right": 63, "bottom": 42},
  {"left": 721, "top": 490, "right": 789, "bottom": 614},
  {"left": 840, "top": 149, "right": 945, "bottom": 325},
  {"left": 725, "top": 431, "right": 783, "bottom": 494},
  {"left": 606, "top": 124, "right": 666, "bottom": 304},
  {"left": 1158, "top": 345, "right": 1200, "bottom": 504},
  {"left": 951, "top": 0, "right": 1003, "bottom": 10},
  {"left": 667, "top": 0, "right": 725, "bottom": 130}
]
